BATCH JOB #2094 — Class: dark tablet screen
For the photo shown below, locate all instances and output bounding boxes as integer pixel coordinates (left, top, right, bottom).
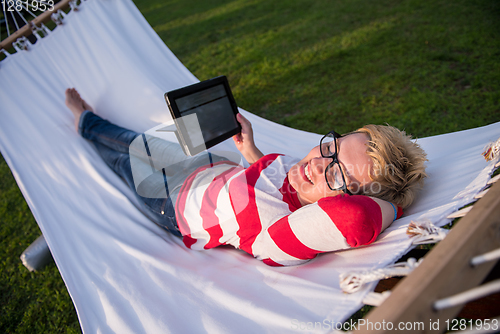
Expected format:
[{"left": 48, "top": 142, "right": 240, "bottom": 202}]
[
  {"left": 175, "top": 83, "right": 238, "bottom": 145},
  {"left": 165, "top": 76, "right": 241, "bottom": 156}
]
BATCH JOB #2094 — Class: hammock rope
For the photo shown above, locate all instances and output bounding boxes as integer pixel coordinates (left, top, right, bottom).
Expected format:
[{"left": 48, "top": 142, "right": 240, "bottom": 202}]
[
  {"left": 51, "top": 9, "right": 67, "bottom": 26},
  {"left": 363, "top": 291, "right": 392, "bottom": 307},
  {"left": 471, "top": 248, "right": 500, "bottom": 267},
  {"left": 340, "top": 258, "right": 424, "bottom": 294},
  {"left": 31, "top": 22, "right": 51, "bottom": 40},
  {"left": 12, "top": 35, "right": 29, "bottom": 51},
  {"left": 0, "top": 0, "right": 81, "bottom": 52},
  {"left": 434, "top": 279, "right": 500, "bottom": 311}
]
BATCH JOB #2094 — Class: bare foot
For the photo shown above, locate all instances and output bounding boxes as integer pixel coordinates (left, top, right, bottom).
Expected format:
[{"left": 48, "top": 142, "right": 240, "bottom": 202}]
[{"left": 65, "top": 88, "right": 93, "bottom": 131}]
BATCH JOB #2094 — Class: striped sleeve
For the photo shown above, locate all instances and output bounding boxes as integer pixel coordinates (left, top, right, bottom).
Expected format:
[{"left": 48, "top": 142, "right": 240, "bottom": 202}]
[{"left": 261, "top": 195, "right": 383, "bottom": 266}]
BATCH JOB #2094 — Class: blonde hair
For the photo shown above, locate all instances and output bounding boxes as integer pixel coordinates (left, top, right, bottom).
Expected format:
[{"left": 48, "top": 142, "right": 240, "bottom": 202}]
[{"left": 355, "top": 124, "right": 428, "bottom": 209}]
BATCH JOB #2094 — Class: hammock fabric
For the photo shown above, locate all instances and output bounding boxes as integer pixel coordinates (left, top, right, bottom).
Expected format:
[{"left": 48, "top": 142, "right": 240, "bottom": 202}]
[{"left": 0, "top": 0, "right": 499, "bottom": 333}]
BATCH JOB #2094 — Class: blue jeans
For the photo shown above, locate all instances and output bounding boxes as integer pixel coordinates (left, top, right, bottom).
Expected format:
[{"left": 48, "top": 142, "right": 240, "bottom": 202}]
[{"left": 78, "top": 111, "right": 182, "bottom": 237}]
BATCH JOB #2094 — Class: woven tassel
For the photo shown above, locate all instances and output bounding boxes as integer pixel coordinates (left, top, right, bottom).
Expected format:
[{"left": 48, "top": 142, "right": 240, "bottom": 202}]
[
  {"left": 482, "top": 137, "right": 500, "bottom": 161},
  {"left": 407, "top": 219, "right": 449, "bottom": 245}
]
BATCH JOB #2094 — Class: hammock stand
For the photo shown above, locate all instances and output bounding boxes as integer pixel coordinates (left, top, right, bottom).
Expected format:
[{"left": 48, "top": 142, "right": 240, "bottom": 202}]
[
  {"left": 1, "top": 1, "right": 499, "bottom": 333},
  {"left": 357, "top": 177, "right": 500, "bottom": 333}
]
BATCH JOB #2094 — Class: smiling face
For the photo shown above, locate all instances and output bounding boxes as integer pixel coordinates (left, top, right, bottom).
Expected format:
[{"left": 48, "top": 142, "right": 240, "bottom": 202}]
[{"left": 288, "top": 132, "right": 374, "bottom": 206}]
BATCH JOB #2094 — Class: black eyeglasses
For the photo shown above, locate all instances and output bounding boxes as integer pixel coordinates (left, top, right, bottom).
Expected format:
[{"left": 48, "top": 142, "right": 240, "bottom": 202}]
[{"left": 319, "top": 131, "right": 352, "bottom": 195}]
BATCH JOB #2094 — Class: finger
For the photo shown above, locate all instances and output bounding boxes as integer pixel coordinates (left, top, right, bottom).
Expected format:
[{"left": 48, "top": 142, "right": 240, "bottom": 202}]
[
  {"left": 232, "top": 133, "right": 242, "bottom": 144},
  {"left": 238, "top": 116, "right": 254, "bottom": 139},
  {"left": 236, "top": 113, "right": 251, "bottom": 129}
]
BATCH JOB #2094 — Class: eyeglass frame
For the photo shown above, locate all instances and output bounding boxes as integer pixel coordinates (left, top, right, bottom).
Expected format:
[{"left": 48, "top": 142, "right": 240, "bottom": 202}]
[{"left": 319, "top": 130, "right": 353, "bottom": 195}]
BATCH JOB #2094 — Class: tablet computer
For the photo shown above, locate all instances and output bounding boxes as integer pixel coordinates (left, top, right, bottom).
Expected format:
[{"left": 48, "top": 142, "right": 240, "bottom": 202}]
[{"left": 163, "top": 76, "right": 241, "bottom": 156}]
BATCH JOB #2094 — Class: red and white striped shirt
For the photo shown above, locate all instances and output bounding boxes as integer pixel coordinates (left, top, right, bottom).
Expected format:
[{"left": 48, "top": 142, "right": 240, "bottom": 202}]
[{"left": 175, "top": 154, "right": 383, "bottom": 266}]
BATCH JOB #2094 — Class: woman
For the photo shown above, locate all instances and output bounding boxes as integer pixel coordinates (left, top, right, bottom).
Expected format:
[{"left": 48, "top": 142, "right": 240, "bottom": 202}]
[{"left": 66, "top": 88, "right": 427, "bottom": 266}]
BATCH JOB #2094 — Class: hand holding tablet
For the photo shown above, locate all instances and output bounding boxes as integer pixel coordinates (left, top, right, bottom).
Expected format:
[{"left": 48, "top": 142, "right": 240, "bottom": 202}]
[
  {"left": 232, "top": 113, "right": 264, "bottom": 164},
  {"left": 164, "top": 76, "right": 241, "bottom": 156}
]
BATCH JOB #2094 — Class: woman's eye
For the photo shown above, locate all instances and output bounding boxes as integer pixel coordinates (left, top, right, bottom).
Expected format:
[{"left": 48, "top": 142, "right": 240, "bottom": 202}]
[
  {"left": 321, "top": 143, "right": 330, "bottom": 154},
  {"left": 328, "top": 143, "right": 335, "bottom": 155}
]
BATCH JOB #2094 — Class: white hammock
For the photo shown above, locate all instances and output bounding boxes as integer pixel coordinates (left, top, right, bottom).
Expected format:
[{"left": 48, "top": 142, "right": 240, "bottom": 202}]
[{"left": 0, "top": 1, "right": 499, "bottom": 333}]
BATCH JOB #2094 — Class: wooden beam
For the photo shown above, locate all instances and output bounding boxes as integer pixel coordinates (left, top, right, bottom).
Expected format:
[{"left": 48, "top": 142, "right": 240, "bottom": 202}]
[
  {"left": 375, "top": 278, "right": 500, "bottom": 319},
  {"left": 354, "top": 180, "right": 500, "bottom": 333},
  {"left": 0, "top": 0, "right": 72, "bottom": 51}
]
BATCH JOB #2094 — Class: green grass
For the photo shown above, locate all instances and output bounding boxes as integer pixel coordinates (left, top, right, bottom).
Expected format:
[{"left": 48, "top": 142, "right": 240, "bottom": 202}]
[
  {"left": 1, "top": 0, "right": 499, "bottom": 332},
  {"left": 0, "top": 155, "right": 80, "bottom": 333},
  {"left": 138, "top": 0, "right": 499, "bottom": 136}
]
